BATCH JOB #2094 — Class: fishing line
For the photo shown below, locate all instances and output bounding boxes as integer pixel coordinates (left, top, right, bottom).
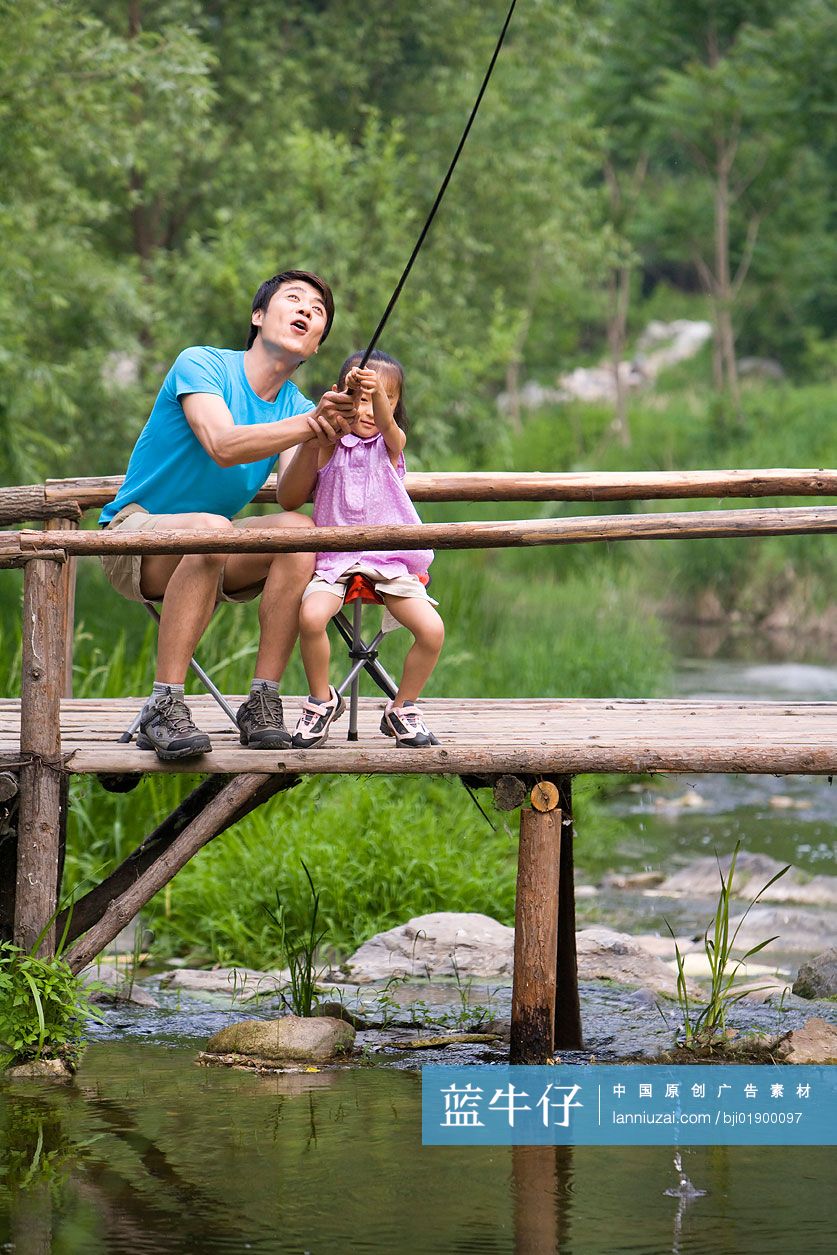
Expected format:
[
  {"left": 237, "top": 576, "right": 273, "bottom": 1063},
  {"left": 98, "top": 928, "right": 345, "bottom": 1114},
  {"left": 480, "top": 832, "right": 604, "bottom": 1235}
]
[{"left": 359, "top": 0, "right": 519, "bottom": 367}]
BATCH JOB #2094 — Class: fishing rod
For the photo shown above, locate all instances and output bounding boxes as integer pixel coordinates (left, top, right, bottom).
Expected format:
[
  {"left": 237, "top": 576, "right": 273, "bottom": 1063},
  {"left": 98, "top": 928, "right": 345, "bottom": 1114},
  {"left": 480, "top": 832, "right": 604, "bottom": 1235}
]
[{"left": 359, "top": 0, "right": 519, "bottom": 368}]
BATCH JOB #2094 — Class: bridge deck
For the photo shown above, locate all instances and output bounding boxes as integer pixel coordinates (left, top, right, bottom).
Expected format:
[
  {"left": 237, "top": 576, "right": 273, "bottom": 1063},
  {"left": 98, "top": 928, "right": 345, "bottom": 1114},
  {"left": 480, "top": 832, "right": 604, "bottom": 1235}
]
[{"left": 1, "top": 696, "right": 836, "bottom": 775}]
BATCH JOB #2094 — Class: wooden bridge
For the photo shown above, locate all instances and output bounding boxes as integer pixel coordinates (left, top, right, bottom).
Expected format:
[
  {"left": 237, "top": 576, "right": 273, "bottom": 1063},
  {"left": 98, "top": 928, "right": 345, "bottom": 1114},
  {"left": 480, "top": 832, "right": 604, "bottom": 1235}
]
[{"left": 1, "top": 469, "right": 836, "bottom": 1062}]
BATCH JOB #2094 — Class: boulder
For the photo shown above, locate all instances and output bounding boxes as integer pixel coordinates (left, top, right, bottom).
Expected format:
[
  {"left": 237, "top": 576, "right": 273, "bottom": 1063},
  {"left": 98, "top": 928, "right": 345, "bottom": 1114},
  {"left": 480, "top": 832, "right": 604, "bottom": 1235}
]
[
  {"left": 658, "top": 853, "right": 837, "bottom": 910},
  {"left": 576, "top": 927, "right": 701, "bottom": 998},
  {"left": 206, "top": 1016, "right": 354, "bottom": 1063},
  {"left": 311, "top": 1001, "right": 369, "bottom": 1030},
  {"left": 793, "top": 949, "right": 837, "bottom": 1000},
  {"left": 343, "top": 913, "right": 515, "bottom": 982},
  {"left": 775, "top": 1018, "right": 837, "bottom": 1064},
  {"left": 81, "top": 964, "right": 158, "bottom": 1008},
  {"left": 727, "top": 906, "right": 837, "bottom": 955},
  {"left": 161, "top": 967, "right": 287, "bottom": 998},
  {"left": 6, "top": 1057, "right": 74, "bottom": 1080}
]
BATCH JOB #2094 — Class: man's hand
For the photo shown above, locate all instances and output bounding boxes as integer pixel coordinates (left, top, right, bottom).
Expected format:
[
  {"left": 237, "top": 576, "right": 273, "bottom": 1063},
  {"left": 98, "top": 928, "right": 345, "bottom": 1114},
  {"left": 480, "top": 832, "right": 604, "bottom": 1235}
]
[{"left": 308, "top": 387, "right": 358, "bottom": 444}]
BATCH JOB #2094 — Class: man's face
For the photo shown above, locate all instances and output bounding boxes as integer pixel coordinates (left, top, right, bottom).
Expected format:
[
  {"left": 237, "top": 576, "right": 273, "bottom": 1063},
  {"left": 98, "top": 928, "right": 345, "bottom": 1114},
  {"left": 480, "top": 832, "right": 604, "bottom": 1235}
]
[{"left": 252, "top": 281, "right": 328, "bottom": 359}]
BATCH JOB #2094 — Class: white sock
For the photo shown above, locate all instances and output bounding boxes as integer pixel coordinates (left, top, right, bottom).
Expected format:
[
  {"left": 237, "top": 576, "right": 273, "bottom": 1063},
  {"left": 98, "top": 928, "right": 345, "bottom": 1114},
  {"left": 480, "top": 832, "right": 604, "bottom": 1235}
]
[
  {"left": 251, "top": 678, "right": 280, "bottom": 694},
  {"left": 150, "top": 681, "right": 183, "bottom": 704}
]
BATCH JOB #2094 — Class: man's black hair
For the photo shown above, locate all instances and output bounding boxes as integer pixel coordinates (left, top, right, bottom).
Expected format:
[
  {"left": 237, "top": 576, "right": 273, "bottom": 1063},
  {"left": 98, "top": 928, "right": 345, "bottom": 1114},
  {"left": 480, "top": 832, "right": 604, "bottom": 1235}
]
[{"left": 246, "top": 270, "right": 335, "bottom": 349}]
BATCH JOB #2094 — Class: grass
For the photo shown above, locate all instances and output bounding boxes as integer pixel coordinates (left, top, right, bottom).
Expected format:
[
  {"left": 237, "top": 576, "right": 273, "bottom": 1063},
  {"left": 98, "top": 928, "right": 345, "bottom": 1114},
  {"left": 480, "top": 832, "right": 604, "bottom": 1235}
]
[{"left": 665, "top": 842, "right": 790, "bottom": 1050}]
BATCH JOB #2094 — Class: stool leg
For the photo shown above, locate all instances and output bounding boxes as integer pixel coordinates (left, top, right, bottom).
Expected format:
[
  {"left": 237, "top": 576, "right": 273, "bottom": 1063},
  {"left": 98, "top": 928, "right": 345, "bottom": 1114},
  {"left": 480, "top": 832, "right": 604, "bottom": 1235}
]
[{"left": 348, "top": 598, "right": 363, "bottom": 741}]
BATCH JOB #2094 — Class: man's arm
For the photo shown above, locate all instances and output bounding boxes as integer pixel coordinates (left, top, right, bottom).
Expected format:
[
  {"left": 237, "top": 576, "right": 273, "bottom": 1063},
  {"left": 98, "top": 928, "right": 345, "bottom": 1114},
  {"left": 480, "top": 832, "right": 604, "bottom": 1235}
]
[
  {"left": 276, "top": 417, "right": 338, "bottom": 509},
  {"left": 182, "top": 389, "right": 356, "bottom": 469}
]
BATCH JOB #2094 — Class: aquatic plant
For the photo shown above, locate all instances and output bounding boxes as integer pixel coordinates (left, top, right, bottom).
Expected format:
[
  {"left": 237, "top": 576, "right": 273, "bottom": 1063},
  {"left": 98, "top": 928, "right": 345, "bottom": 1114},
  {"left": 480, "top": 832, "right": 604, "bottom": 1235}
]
[
  {"left": 264, "top": 861, "right": 326, "bottom": 1018},
  {"left": 667, "top": 841, "right": 790, "bottom": 1049},
  {"left": 0, "top": 931, "right": 100, "bottom": 1069}
]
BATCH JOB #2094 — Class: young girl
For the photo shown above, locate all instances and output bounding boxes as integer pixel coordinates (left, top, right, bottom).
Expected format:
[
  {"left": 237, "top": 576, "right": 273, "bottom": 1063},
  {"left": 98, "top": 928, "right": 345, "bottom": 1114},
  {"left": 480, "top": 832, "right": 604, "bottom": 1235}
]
[{"left": 292, "top": 350, "right": 444, "bottom": 749}]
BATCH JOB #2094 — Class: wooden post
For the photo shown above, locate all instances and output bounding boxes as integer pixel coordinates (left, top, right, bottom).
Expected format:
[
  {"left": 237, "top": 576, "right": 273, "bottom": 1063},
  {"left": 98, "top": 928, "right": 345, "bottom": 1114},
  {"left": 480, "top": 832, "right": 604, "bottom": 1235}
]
[
  {"left": 555, "top": 775, "right": 582, "bottom": 1050},
  {"left": 15, "top": 556, "right": 66, "bottom": 956},
  {"left": 511, "top": 782, "right": 562, "bottom": 1063},
  {"left": 0, "top": 771, "right": 19, "bottom": 941},
  {"left": 45, "top": 516, "right": 79, "bottom": 696}
]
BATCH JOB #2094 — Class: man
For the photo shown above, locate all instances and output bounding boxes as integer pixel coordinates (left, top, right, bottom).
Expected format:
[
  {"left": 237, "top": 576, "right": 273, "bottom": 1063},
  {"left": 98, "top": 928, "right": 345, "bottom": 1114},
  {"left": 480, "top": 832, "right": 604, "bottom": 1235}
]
[{"left": 100, "top": 269, "right": 357, "bottom": 761}]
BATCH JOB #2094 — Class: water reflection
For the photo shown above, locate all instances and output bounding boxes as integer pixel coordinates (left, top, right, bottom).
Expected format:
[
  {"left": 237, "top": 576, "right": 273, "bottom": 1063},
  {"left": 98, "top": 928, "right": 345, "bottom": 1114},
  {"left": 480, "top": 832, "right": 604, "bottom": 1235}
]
[{"left": 1, "top": 1046, "right": 834, "bottom": 1254}]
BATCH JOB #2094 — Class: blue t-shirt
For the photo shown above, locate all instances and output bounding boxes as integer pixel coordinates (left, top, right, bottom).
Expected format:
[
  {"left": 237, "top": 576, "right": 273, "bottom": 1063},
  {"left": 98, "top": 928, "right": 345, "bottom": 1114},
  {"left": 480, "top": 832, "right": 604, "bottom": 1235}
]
[{"left": 100, "top": 347, "right": 313, "bottom": 525}]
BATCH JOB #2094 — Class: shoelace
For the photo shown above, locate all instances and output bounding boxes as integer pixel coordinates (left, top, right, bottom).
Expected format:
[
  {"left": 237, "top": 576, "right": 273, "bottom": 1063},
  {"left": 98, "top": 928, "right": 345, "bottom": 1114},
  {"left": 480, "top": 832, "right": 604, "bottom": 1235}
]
[
  {"left": 299, "top": 697, "right": 329, "bottom": 727},
  {"left": 392, "top": 706, "right": 429, "bottom": 735},
  {"left": 251, "top": 688, "right": 283, "bottom": 725},
  {"left": 153, "top": 693, "right": 198, "bottom": 734}
]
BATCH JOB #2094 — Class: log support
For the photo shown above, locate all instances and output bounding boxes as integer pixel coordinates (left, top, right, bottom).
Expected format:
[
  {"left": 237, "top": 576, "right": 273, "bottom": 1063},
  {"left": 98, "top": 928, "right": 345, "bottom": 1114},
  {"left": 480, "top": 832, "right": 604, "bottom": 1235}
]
[
  {"left": 14, "top": 556, "right": 66, "bottom": 956},
  {"left": 63, "top": 772, "right": 293, "bottom": 973},
  {"left": 0, "top": 771, "right": 19, "bottom": 942},
  {"left": 510, "top": 775, "right": 581, "bottom": 1063},
  {"left": 45, "top": 516, "right": 79, "bottom": 696},
  {"left": 58, "top": 772, "right": 298, "bottom": 945}
]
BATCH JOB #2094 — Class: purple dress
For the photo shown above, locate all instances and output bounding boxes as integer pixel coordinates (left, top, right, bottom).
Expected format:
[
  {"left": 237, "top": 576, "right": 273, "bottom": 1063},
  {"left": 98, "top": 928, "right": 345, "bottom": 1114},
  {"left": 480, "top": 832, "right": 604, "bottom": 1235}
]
[{"left": 312, "top": 432, "right": 434, "bottom": 582}]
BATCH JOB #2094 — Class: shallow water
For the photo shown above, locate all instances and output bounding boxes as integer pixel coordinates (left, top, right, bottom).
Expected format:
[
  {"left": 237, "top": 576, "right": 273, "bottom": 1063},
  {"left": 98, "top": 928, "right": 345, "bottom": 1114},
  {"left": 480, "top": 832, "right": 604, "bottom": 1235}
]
[
  {"left": 1, "top": 1043, "right": 834, "bottom": 1254},
  {"left": 581, "top": 658, "right": 836, "bottom": 962}
]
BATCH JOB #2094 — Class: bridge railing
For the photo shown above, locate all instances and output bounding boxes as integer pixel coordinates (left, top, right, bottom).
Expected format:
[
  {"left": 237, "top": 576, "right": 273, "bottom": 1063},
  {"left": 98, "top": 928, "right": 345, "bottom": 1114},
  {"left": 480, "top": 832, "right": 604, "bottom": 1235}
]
[{"left": 1, "top": 467, "right": 837, "bottom": 523}]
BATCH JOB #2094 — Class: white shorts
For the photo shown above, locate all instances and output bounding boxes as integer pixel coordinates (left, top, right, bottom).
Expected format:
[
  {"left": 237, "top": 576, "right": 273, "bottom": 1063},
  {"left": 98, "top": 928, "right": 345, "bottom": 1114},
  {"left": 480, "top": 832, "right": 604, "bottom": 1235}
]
[{"left": 301, "top": 563, "right": 438, "bottom": 605}]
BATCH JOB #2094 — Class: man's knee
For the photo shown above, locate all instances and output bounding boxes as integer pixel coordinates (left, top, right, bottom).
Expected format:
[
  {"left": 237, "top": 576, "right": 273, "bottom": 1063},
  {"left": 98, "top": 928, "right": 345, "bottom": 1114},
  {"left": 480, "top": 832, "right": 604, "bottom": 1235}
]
[
  {"left": 280, "top": 511, "right": 316, "bottom": 531},
  {"left": 191, "top": 513, "right": 235, "bottom": 531}
]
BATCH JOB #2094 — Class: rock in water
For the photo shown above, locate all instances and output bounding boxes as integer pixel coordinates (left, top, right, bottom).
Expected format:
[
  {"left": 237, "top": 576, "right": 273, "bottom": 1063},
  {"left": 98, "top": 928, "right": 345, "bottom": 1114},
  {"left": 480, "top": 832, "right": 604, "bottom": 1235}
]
[
  {"left": 776, "top": 1018, "right": 837, "bottom": 1064},
  {"left": 206, "top": 1016, "right": 355, "bottom": 1063},
  {"left": 576, "top": 927, "right": 702, "bottom": 998},
  {"left": 344, "top": 912, "right": 515, "bottom": 982},
  {"left": 793, "top": 949, "right": 837, "bottom": 1000}
]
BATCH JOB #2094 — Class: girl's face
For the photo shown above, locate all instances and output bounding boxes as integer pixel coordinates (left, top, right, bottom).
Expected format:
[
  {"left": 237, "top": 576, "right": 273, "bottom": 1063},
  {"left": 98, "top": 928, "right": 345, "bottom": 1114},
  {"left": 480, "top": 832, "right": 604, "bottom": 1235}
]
[{"left": 354, "top": 368, "right": 401, "bottom": 437}]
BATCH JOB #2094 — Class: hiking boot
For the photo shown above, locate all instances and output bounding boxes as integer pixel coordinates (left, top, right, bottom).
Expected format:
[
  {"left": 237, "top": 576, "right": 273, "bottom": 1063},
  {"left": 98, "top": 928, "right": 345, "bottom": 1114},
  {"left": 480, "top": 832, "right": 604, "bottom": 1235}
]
[
  {"left": 380, "top": 702, "right": 439, "bottom": 748},
  {"left": 291, "top": 686, "right": 346, "bottom": 749},
  {"left": 236, "top": 688, "right": 293, "bottom": 749},
  {"left": 136, "top": 689, "right": 213, "bottom": 761}
]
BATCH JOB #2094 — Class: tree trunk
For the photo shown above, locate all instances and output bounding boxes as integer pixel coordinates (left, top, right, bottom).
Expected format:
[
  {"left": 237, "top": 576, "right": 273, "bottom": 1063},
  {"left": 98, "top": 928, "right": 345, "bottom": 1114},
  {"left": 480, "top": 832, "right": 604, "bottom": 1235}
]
[
  {"left": 607, "top": 263, "right": 632, "bottom": 446},
  {"left": 713, "top": 139, "right": 740, "bottom": 406}
]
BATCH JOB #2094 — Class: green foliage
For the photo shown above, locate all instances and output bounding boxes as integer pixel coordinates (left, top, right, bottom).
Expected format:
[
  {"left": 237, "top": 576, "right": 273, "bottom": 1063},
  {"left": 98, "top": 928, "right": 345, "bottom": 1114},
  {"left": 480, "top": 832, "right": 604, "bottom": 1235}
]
[
  {"left": 0, "top": 942, "right": 98, "bottom": 1069},
  {"left": 666, "top": 842, "right": 790, "bottom": 1048}
]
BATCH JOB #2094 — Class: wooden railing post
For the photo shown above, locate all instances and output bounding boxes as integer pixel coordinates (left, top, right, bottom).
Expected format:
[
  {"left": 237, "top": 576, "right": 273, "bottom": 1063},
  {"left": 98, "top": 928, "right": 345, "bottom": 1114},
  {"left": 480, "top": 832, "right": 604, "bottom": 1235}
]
[
  {"left": 45, "top": 516, "right": 79, "bottom": 696},
  {"left": 15, "top": 555, "right": 66, "bottom": 956}
]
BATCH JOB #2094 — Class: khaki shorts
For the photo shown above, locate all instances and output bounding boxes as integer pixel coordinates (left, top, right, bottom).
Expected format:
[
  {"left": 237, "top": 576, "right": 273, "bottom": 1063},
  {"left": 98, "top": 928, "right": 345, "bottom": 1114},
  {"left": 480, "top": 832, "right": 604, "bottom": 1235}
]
[
  {"left": 302, "top": 563, "right": 438, "bottom": 605},
  {"left": 100, "top": 503, "right": 265, "bottom": 605}
]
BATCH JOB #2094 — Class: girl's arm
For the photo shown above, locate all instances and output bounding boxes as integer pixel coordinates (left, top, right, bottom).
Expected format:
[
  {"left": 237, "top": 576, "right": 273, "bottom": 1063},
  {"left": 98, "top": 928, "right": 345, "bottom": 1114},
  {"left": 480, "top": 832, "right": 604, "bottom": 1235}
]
[
  {"left": 276, "top": 419, "right": 337, "bottom": 509},
  {"left": 346, "top": 366, "right": 406, "bottom": 465}
]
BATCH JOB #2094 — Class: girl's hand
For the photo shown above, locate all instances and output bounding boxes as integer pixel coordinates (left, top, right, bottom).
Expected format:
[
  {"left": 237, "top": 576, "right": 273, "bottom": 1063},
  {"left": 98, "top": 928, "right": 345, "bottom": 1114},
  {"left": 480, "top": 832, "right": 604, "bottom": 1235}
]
[{"left": 345, "top": 365, "right": 382, "bottom": 396}]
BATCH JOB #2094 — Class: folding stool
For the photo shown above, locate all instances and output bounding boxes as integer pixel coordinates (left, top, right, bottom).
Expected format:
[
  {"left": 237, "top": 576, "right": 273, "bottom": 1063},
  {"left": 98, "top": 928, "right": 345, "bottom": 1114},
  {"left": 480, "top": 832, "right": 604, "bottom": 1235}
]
[{"left": 332, "top": 574, "right": 402, "bottom": 741}]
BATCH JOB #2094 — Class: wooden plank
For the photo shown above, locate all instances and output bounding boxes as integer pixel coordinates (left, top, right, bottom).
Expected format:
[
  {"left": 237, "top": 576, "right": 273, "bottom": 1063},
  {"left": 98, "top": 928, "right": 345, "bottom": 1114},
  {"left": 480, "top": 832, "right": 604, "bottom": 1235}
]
[
  {"left": 11, "top": 504, "right": 837, "bottom": 557},
  {"left": 14, "top": 558, "right": 65, "bottom": 955},
  {"left": 37, "top": 467, "right": 837, "bottom": 511},
  {"left": 0, "top": 698, "right": 835, "bottom": 776}
]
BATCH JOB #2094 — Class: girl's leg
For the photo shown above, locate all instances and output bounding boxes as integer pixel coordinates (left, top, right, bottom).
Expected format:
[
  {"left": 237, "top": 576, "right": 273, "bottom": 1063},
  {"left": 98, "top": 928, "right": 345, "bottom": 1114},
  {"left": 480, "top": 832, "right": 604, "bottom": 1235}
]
[
  {"left": 381, "top": 595, "right": 445, "bottom": 704},
  {"left": 298, "top": 590, "right": 343, "bottom": 700}
]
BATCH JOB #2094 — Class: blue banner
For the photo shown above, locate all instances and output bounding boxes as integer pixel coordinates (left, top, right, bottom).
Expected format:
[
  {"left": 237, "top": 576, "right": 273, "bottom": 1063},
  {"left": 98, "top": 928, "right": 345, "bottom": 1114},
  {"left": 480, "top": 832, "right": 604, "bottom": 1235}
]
[{"left": 421, "top": 1065, "right": 836, "bottom": 1145}]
